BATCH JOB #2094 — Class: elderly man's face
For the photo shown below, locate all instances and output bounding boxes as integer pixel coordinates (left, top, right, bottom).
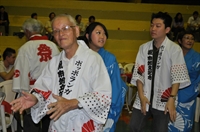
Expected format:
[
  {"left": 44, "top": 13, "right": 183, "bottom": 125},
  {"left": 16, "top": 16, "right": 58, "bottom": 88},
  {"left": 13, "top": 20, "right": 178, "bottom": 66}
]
[{"left": 52, "top": 16, "right": 79, "bottom": 50}]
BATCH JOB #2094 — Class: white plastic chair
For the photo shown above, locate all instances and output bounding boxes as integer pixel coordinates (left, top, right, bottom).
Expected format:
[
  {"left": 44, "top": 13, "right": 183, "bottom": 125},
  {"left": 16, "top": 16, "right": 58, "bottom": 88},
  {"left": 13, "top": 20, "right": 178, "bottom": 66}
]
[
  {"left": 0, "top": 80, "right": 16, "bottom": 132},
  {"left": 123, "top": 63, "right": 136, "bottom": 113},
  {"left": 0, "top": 91, "right": 7, "bottom": 132},
  {"left": 195, "top": 96, "right": 200, "bottom": 122},
  {"left": 123, "top": 63, "right": 134, "bottom": 73}
]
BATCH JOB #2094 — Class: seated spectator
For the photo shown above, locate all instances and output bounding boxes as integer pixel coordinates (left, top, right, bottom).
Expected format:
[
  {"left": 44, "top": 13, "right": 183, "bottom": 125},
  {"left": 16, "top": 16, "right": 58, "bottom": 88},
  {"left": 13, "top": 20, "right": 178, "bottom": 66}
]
[
  {"left": 0, "top": 5, "right": 10, "bottom": 36},
  {"left": 44, "top": 12, "right": 56, "bottom": 40},
  {"left": 31, "top": 13, "right": 38, "bottom": 19},
  {"left": 75, "top": 14, "right": 85, "bottom": 36},
  {"left": 171, "top": 12, "right": 185, "bottom": 41},
  {"left": 0, "top": 48, "right": 16, "bottom": 82},
  {"left": 85, "top": 15, "right": 95, "bottom": 28},
  {"left": 186, "top": 11, "right": 200, "bottom": 41}
]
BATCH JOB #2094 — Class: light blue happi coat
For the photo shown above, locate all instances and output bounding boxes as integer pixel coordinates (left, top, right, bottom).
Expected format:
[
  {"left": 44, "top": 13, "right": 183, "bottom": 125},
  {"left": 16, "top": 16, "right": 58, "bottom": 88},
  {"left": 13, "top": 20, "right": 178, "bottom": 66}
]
[
  {"left": 98, "top": 48, "right": 127, "bottom": 132},
  {"left": 168, "top": 49, "right": 200, "bottom": 132}
]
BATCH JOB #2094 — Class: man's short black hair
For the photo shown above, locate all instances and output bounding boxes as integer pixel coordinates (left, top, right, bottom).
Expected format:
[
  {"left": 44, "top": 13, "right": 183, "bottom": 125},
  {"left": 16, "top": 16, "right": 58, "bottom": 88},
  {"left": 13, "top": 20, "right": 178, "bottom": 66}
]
[
  {"left": 89, "top": 16, "right": 95, "bottom": 22},
  {"left": 31, "top": 13, "right": 37, "bottom": 18},
  {"left": 2, "top": 48, "right": 16, "bottom": 60},
  {"left": 151, "top": 12, "right": 172, "bottom": 28},
  {"left": 193, "top": 11, "right": 199, "bottom": 15},
  {"left": 0, "top": 5, "right": 5, "bottom": 9}
]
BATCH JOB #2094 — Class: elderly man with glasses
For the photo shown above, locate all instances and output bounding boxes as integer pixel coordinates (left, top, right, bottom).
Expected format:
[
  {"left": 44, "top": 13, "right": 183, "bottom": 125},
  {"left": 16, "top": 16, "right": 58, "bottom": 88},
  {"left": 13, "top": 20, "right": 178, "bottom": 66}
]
[{"left": 11, "top": 14, "right": 112, "bottom": 132}]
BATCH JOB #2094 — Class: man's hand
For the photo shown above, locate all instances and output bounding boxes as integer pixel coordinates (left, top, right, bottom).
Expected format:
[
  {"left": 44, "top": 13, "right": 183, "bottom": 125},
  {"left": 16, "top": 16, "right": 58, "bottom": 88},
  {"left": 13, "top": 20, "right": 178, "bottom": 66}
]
[
  {"left": 140, "top": 95, "right": 150, "bottom": 115},
  {"left": 46, "top": 94, "right": 79, "bottom": 121},
  {"left": 10, "top": 91, "right": 38, "bottom": 114},
  {"left": 165, "top": 97, "right": 176, "bottom": 122}
]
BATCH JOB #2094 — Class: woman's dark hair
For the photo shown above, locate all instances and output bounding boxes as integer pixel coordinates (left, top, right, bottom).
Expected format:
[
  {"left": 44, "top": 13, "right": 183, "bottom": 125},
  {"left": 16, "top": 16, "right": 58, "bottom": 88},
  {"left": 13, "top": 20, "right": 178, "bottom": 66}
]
[
  {"left": 75, "top": 14, "right": 81, "bottom": 21},
  {"left": 49, "top": 12, "right": 55, "bottom": 18},
  {"left": 84, "top": 22, "right": 108, "bottom": 46},
  {"left": 174, "top": 12, "right": 183, "bottom": 23},
  {"left": 177, "top": 31, "right": 195, "bottom": 46}
]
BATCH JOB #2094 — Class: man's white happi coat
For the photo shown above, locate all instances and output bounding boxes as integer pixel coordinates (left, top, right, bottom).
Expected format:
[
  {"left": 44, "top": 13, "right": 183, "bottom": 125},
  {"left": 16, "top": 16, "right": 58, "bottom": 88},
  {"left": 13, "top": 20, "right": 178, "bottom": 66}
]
[
  {"left": 30, "top": 40, "right": 112, "bottom": 132},
  {"left": 13, "top": 34, "right": 60, "bottom": 92},
  {"left": 131, "top": 37, "right": 191, "bottom": 111}
]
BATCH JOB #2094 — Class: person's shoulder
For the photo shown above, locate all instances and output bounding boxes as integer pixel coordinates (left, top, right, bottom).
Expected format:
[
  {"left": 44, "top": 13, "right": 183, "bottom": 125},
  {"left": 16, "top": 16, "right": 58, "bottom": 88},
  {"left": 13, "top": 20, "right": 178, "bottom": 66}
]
[
  {"left": 19, "top": 40, "right": 56, "bottom": 52},
  {"left": 188, "top": 16, "right": 193, "bottom": 19},
  {"left": 166, "top": 39, "right": 182, "bottom": 53},
  {"left": 86, "top": 49, "right": 105, "bottom": 64},
  {"left": 43, "top": 41, "right": 58, "bottom": 48},
  {"left": 193, "top": 49, "right": 200, "bottom": 57},
  {"left": 48, "top": 51, "right": 62, "bottom": 63},
  {"left": 100, "top": 48, "right": 116, "bottom": 59},
  {"left": 0, "top": 61, "right": 4, "bottom": 67},
  {"left": 106, "top": 51, "right": 116, "bottom": 60},
  {"left": 0, "top": 61, "right": 5, "bottom": 72},
  {"left": 18, "top": 41, "right": 32, "bottom": 52},
  {"left": 197, "top": 17, "right": 200, "bottom": 21},
  {"left": 4, "top": 11, "right": 8, "bottom": 15},
  {"left": 139, "top": 40, "right": 152, "bottom": 49},
  {"left": 26, "top": 39, "right": 55, "bottom": 47},
  {"left": 18, "top": 40, "right": 39, "bottom": 51},
  {"left": 167, "top": 39, "right": 180, "bottom": 47}
]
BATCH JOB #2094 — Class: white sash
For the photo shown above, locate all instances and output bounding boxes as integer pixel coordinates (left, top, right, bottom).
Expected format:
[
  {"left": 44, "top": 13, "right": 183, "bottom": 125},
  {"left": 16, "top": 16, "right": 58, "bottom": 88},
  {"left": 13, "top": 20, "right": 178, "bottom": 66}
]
[{"left": 57, "top": 45, "right": 89, "bottom": 98}]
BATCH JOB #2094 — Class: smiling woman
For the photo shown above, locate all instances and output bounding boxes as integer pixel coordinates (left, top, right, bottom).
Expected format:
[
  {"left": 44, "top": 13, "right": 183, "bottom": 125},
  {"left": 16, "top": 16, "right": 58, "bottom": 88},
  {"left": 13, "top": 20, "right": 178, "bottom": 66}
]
[
  {"left": 168, "top": 30, "right": 200, "bottom": 132},
  {"left": 81, "top": 22, "right": 127, "bottom": 132}
]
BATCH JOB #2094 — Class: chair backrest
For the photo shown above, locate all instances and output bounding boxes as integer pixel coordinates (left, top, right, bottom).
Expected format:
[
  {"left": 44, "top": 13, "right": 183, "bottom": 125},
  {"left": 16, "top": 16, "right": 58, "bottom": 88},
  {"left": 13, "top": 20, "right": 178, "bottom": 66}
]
[
  {"left": 0, "top": 92, "right": 6, "bottom": 105},
  {"left": 0, "top": 81, "right": 15, "bottom": 132},
  {"left": 123, "top": 63, "right": 134, "bottom": 73},
  {"left": 0, "top": 80, "right": 15, "bottom": 103}
]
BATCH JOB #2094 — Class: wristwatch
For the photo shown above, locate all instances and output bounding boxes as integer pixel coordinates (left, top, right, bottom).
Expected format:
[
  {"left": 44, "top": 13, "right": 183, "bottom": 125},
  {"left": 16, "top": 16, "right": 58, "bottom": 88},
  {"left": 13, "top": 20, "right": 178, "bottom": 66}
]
[{"left": 169, "top": 95, "right": 176, "bottom": 100}]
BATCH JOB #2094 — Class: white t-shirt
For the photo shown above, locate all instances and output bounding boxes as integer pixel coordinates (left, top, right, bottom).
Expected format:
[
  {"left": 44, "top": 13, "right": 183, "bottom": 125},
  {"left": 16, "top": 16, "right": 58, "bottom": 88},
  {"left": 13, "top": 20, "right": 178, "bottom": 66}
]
[
  {"left": 0, "top": 61, "right": 13, "bottom": 82},
  {"left": 187, "top": 16, "right": 200, "bottom": 30},
  {"left": 44, "top": 20, "right": 52, "bottom": 34}
]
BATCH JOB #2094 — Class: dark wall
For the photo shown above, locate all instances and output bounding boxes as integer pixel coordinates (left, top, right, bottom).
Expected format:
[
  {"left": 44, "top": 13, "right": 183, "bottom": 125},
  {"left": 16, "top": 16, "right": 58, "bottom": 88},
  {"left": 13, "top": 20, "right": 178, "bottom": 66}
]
[
  {"left": 85, "top": 0, "right": 200, "bottom": 5},
  {"left": 142, "top": 0, "right": 200, "bottom": 5}
]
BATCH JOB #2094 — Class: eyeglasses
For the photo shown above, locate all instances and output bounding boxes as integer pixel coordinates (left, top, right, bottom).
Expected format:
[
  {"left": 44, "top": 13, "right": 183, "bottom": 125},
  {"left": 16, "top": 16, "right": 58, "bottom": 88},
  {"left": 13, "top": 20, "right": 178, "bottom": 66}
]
[
  {"left": 52, "top": 25, "right": 75, "bottom": 35},
  {"left": 183, "top": 36, "right": 195, "bottom": 41}
]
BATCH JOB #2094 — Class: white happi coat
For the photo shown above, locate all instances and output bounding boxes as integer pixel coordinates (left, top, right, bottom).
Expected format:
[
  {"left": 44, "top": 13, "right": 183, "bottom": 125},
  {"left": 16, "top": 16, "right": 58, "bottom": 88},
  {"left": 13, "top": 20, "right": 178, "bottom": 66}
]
[
  {"left": 131, "top": 37, "right": 190, "bottom": 111},
  {"left": 31, "top": 40, "right": 112, "bottom": 132},
  {"left": 13, "top": 34, "right": 60, "bottom": 92}
]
